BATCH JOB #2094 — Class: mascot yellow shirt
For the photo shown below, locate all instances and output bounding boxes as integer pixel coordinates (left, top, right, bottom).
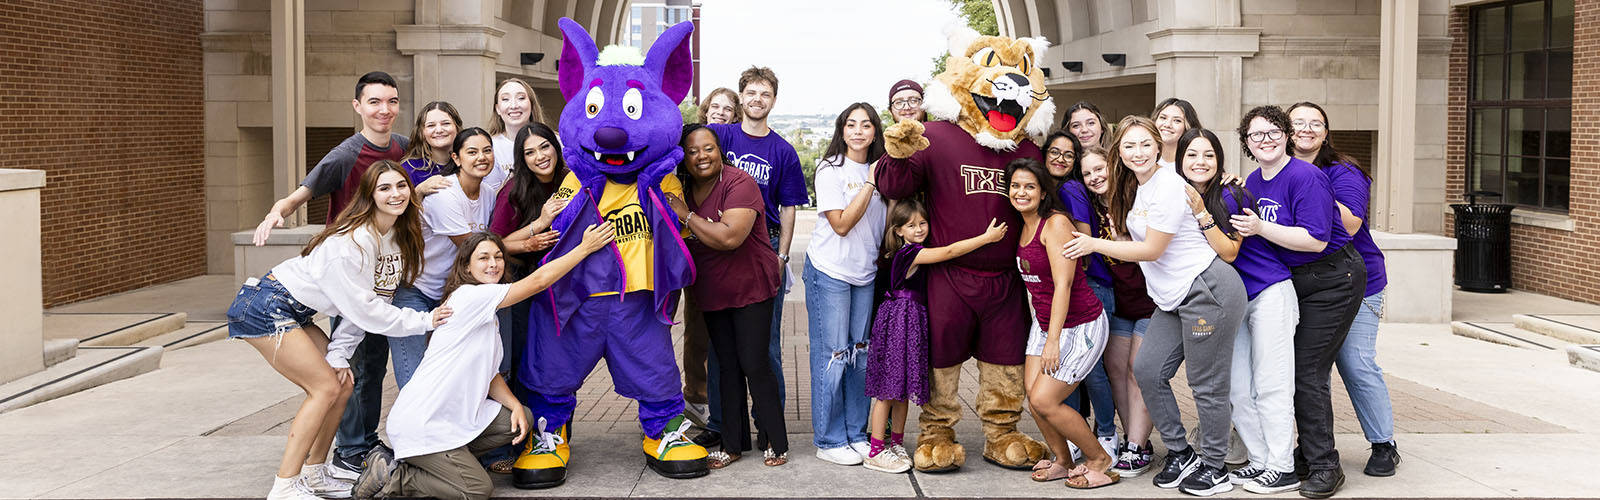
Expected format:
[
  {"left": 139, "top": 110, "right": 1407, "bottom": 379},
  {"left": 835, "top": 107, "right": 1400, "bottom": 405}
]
[{"left": 553, "top": 174, "right": 684, "bottom": 295}]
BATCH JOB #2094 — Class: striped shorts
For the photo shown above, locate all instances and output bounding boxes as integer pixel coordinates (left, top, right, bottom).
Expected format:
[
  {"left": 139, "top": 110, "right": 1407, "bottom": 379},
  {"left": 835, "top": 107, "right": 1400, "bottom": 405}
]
[{"left": 1024, "top": 310, "right": 1110, "bottom": 384}]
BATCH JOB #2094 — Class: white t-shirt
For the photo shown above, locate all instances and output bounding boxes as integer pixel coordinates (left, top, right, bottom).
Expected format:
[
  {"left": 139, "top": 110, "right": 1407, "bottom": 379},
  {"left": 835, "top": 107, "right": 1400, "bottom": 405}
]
[
  {"left": 385, "top": 283, "right": 511, "bottom": 459},
  {"left": 1126, "top": 167, "right": 1216, "bottom": 311},
  {"left": 490, "top": 133, "right": 516, "bottom": 186},
  {"left": 416, "top": 174, "right": 499, "bottom": 299},
  {"left": 807, "top": 156, "right": 887, "bottom": 286}
]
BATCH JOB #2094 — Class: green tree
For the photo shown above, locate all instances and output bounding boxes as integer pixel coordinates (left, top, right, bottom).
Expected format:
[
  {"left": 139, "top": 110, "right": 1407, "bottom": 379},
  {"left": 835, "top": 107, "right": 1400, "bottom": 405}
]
[
  {"left": 930, "top": 0, "right": 999, "bottom": 76},
  {"left": 679, "top": 97, "right": 698, "bottom": 125}
]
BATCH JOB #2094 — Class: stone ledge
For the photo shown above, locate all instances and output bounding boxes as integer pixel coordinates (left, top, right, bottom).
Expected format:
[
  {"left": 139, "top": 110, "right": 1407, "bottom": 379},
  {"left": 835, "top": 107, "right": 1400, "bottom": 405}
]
[
  {"left": 0, "top": 169, "right": 46, "bottom": 192},
  {"left": 1510, "top": 209, "right": 1574, "bottom": 232},
  {"left": 233, "top": 225, "right": 324, "bottom": 285},
  {"left": 1373, "top": 231, "right": 1454, "bottom": 323},
  {"left": 1147, "top": 27, "right": 1262, "bottom": 59},
  {"left": 230, "top": 224, "right": 322, "bottom": 246},
  {"left": 1372, "top": 230, "right": 1457, "bottom": 250}
]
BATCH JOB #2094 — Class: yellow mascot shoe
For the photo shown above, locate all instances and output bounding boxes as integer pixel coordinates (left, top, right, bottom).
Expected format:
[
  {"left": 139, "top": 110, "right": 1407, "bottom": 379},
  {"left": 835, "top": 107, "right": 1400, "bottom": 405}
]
[
  {"left": 512, "top": 417, "right": 569, "bottom": 489},
  {"left": 642, "top": 414, "right": 708, "bottom": 479}
]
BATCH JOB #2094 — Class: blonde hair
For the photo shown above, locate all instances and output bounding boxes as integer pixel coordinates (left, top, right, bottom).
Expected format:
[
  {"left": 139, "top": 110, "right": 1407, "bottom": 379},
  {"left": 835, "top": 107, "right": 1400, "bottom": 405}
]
[{"left": 488, "top": 78, "right": 541, "bottom": 137}]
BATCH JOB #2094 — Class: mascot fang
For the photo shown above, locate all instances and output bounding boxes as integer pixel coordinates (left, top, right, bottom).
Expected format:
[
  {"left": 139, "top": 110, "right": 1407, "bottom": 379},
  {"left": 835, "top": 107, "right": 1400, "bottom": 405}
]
[
  {"left": 512, "top": 18, "right": 707, "bottom": 488},
  {"left": 875, "top": 24, "right": 1054, "bottom": 473}
]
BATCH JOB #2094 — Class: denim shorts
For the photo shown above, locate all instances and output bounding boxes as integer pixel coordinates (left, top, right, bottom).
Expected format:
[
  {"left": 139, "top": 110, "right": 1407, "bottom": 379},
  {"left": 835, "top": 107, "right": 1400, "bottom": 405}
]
[
  {"left": 1107, "top": 314, "right": 1150, "bottom": 339},
  {"left": 227, "top": 273, "right": 316, "bottom": 339}
]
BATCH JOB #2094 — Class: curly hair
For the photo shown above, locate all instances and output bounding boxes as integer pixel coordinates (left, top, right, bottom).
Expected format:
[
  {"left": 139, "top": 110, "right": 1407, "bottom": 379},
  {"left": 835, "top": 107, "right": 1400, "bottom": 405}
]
[{"left": 1236, "top": 105, "right": 1293, "bottom": 162}]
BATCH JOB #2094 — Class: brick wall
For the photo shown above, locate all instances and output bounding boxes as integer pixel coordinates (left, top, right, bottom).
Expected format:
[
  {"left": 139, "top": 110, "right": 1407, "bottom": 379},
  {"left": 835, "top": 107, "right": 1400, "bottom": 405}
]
[
  {"left": 0, "top": 0, "right": 206, "bottom": 306},
  {"left": 1446, "top": 0, "right": 1600, "bottom": 304}
]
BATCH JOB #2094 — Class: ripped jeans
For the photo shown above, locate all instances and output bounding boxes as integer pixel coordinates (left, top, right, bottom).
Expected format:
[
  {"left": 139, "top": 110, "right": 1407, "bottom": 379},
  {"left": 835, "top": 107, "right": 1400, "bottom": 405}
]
[{"left": 803, "top": 256, "right": 874, "bottom": 449}]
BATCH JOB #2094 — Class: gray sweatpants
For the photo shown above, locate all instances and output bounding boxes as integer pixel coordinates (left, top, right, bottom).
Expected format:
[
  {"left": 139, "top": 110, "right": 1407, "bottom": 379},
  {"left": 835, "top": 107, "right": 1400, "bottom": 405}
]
[{"left": 1134, "top": 257, "right": 1247, "bottom": 469}]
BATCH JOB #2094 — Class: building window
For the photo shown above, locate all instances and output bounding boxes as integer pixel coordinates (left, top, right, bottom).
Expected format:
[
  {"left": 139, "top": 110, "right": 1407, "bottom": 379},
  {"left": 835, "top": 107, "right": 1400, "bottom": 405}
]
[{"left": 1468, "top": 0, "right": 1573, "bottom": 212}]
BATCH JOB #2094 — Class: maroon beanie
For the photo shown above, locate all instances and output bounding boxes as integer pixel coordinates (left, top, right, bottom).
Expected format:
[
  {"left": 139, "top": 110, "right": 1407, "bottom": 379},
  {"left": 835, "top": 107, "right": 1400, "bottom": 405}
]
[{"left": 889, "top": 79, "right": 923, "bottom": 102}]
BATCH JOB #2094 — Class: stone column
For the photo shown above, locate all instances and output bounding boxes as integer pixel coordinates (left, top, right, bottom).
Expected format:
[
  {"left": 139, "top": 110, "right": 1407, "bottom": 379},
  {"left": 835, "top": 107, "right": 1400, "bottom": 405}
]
[
  {"left": 1375, "top": 0, "right": 1420, "bottom": 233},
  {"left": 1148, "top": 27, "right": 1261, "bottom": 176},
  {"left": 0, "top": 169, "right": 45, "bottom": 385},
  {"left": 270, "top": 0, "right": 307, "bottom": 226},
  {"left": 399, "top": 0, "right": 505, "bottom": 130}
]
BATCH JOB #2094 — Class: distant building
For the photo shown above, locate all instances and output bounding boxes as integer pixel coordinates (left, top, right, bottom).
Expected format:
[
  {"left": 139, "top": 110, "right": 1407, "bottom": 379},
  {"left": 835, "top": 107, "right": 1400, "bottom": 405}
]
[{"left": 627, "top": 0, "right": 703, "bottom": 102}]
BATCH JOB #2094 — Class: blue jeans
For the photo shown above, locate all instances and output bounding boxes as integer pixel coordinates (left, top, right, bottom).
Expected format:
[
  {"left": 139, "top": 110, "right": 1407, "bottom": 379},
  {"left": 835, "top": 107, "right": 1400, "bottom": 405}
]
[
  {"left": 388, "top": 284, "right": 438, "bottom": 389},
  {"left": 803, "top": 256, "right": 873, "bottom": 449},
  {"left": 332, "top": 315, "right": 387, "bottom": 461},
  {"left": 1336, "top": 290, "right": 1394, "bottom": 444},
  {"left": 706, "top": 234, "right": 788, "bottom": 434},
  {"left": 1065, "top": 280, "right": 1118, "bottom": 439}
]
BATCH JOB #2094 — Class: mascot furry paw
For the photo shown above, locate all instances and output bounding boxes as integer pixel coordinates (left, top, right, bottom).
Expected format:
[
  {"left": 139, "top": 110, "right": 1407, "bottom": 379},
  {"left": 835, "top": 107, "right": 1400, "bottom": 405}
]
[
  {"left": 513, "top": 17, "right": 706, "bottom": 488},
  {"left": 876, "top": 25, "right": 1054, "bottom": 473}
]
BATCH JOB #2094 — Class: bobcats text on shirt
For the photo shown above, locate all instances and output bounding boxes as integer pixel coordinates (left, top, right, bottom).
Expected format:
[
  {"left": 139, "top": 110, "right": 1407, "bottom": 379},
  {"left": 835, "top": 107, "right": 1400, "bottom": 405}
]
[{"left": 553, "top": 174, "right": 685, "bottom": 295}]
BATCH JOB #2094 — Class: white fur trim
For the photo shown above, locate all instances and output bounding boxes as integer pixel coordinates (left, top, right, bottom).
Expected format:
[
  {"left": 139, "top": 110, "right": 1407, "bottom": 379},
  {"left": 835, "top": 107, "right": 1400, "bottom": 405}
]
[
  {"left": 922, "top": 79, "right": 962, "bottom": 123},
  {"left": 1025, "top": 97, "right": 1056, "bottom": 144},
  {"left": 945, "top": 23, "right": 980, "bottom": 58},
  {"left": 597, "top": 45, "right": 645, "bottom": 66},
  {"left": 975, "top": 131, "right": 1018, "bottom": 152},
  {"left": 1022, "top": 36, "right": 1051, "bottom": 58}
]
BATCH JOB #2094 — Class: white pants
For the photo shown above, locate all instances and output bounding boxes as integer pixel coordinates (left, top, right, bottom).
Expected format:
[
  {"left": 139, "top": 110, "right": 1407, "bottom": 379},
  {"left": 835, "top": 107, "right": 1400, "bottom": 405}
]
[{"left": 1229, "top": 279, "right": 1299, "bottom": 473}]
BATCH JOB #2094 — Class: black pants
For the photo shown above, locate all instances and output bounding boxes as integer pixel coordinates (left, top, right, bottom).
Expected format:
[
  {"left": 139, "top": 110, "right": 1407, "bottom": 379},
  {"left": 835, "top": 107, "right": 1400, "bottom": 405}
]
[
  {"left": 1289, "top": 243, "right": 1367, "bottom": 471},
  {"left": 704, "top": 297, "right": 788, "bottom": 455}
]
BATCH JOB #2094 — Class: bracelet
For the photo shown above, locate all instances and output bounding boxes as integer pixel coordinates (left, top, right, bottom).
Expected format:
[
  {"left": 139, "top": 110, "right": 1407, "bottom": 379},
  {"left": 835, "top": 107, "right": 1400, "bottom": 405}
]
[{"left": 1198, "top": 220, "right": 1217, "bottom": 232}]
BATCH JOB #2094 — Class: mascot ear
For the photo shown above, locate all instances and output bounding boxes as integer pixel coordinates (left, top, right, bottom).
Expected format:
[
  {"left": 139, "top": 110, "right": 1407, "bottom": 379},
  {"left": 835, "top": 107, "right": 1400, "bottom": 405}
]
[
  {"left": 558, "top": 17, "right": 599, "bottom": 102},
  {"left": 644, "top": 21, "right": 695, "bottom": 105},
  {"left": 945, "top": 22, "right": 980, "bottom": 58},
  {"left": 1022, "top": 36, "right": 1051, "bottom": 59}
]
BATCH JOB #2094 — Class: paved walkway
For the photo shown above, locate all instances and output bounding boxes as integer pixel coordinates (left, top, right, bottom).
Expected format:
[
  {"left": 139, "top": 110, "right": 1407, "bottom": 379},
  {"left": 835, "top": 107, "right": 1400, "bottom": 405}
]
[{"left": 4, "top": 213, "right": 1600, "bottom": 498}]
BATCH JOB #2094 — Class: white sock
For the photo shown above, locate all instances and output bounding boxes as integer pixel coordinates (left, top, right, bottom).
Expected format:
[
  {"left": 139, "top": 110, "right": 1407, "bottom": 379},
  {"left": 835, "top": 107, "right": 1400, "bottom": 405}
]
[{"left": 301, "top": 464, "right": 320, "bottom": 476}]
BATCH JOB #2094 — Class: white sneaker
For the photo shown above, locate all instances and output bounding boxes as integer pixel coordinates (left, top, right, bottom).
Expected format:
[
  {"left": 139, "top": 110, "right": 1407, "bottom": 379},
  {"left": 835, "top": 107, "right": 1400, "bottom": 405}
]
[
  {"left": 863, "top": 449, "right": 911, "bottom": 473},
  {"left": 816, "top": 445, "right": 863, "bottom": 466},
  {"left": 325, "top": 457, "right": 360, "bottom": 483},
  {"left": 267, "top": 475, "right": 323, "bottom": 500},
  {"left": 1068, "top": 441, "right": 1083, "bottom": 462},
  {"left": 1097, "top": 435, "right": 1119, "bottom": 459},
  {"left": 890, "top": 443, "right": 910, "bottom": 461},
  {"left": 298, "top": 464, "right": 352, "bottom": 498},
  {"left": 848, "top": 441, "right": 873, "bottom": 459}
]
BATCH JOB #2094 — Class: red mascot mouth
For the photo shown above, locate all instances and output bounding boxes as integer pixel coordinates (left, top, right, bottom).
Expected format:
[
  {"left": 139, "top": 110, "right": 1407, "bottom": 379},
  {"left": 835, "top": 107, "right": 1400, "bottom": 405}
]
[
  {"left": 583, "top": 146, "right": 647, "bottom": 167},
  {"left": 971, "top": 93, "right": 1024, "bottom": 132}
]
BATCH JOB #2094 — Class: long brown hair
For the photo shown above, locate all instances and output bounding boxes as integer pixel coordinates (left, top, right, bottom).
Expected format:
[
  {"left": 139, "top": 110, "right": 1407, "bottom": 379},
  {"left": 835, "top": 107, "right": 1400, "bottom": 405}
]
[
  {"left": 488, "top": 78, "right": 541, "bottom": 137},
  {"left": 882, "top": 198, "right": 928, "bottom": 259},
  {"left": 302, "top": 161, "right": 425, "bottom": 286},
  {"left": 402, "top": 101, "right": 462, "bottom": 166},
  {"left": 1106, "top": 115, "right": 1162, "bottom": 236},
  {"left": 440, "top": 232, "right": 509, "bottom": 302}
]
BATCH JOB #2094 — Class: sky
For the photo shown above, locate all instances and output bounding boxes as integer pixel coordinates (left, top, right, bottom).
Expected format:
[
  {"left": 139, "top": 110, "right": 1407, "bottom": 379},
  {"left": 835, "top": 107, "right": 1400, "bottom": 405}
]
[{"left": 694, "top": 0, "right": 963, "bottom": 116}]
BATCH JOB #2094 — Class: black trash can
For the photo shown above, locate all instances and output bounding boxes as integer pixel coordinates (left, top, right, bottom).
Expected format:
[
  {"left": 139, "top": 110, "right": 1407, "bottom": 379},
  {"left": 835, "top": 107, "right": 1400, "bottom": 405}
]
[{"left": 1451, "top": 192, "right": 1513, "bottom": 293}]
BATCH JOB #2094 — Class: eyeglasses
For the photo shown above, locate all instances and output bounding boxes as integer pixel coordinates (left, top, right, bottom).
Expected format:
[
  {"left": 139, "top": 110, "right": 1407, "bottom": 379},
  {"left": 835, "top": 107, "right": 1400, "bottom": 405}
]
[
  {"left": 1291, "top": 120, "right": 1326, "bottom": 131},
  {"left": 1247, "top": 129, "right": 1285, "bottom": 143},
  {"left": 891, "top": 98, "right": 923, "bottom": 111},
  {"left": 1046, "top": 149, "right": 1075, "bottom": 162}
]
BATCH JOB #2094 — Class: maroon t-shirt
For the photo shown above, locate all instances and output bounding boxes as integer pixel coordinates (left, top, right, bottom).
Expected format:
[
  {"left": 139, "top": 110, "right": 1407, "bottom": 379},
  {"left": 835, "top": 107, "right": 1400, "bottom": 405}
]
[
  {"left": 686, "top": 166, "right": 781, "bottom": 311},
  {"left": 876, "top": 121, "right": 1039, "bottom": 273}
]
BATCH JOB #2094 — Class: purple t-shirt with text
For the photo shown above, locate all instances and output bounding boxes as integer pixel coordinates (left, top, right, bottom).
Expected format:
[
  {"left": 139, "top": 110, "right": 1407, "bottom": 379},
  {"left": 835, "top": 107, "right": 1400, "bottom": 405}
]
[
  {"left": 1223, "top": 188, "right": 1293, "bottom": 300},
  {"left": 1245, "top": 157, "right": 1351, "bottom": 268},
  {"left": 1320, "top": 162, "right": 1387, "bottom": 296},
  {"left": 708, "top": 123, "right": 810, "bottom": 229},
  {"left": 1058, "top": 179, "right": 1112, "bottom": 287}
]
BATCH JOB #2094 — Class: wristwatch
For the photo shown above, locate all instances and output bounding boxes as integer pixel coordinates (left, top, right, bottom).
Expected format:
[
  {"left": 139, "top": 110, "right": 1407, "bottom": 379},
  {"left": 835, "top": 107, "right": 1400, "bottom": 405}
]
[{"left": 778, "top": 253, "right": 790, "bottom": 263}]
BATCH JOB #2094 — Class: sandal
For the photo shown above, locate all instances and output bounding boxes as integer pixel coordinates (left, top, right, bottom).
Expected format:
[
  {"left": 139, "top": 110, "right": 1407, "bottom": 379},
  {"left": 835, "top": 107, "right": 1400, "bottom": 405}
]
[
  {"left": 487, "top": 458, "right": 514, "bottom": 475},
  {"left": 763, "top": 448, "right": 787, "bottom": 467},
  {"left": 707, "top": 450, "right": 740, "bottom": 469},
  {"left": 1030, "top": 462, "right": 1075, "bottom": 482},
  {"left": 1064, "top": 468, "right": 1121, "bottom": 490},
  {"left": 1032, "top": 458, "right": 1055, "bottom": 471}
]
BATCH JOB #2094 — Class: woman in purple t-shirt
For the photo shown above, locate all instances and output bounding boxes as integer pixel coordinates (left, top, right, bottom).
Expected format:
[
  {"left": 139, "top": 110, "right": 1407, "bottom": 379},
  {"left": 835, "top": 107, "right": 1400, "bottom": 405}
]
[
  {"left": 1232, "top": 106, "right": 1367, "bottom": 498},
  {"left": 665, "top": 124, "right": 788, "bottom": 469},
  {"left": 1007, "top": 159, "right": 1117, "bottom": 489},
  {"left": 1289, "top": 101, "right": 1397, "bottom": 477}
]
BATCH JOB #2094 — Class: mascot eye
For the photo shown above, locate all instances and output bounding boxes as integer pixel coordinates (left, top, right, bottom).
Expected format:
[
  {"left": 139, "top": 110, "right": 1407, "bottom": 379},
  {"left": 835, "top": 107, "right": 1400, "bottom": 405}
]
[
  {"left": 585, "top": 87, "right": 604, "bottom": 118},
  {"left": 1019, "top": 54, "right": 1033, "bottom": 75},
  {"left": 971, "top": 47, "right": 999, "bottom": 67},
  {"left": 622, "top": 88, "right": 643, "bottom": 120}
]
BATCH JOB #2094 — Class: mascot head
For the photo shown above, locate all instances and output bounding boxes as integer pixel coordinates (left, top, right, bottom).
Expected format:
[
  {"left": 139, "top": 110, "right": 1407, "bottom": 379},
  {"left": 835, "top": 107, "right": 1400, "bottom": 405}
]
[
  {"left": 557, "top": 17, "right": 694, "bottom": 185},
  {"left": 923, "top": 25, "right": 1055, "bottom": 151}
]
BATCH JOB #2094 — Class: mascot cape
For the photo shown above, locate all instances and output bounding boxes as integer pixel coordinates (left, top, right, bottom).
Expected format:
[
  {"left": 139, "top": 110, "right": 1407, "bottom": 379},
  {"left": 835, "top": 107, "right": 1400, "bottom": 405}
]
[
  {"left": 874, "top": 24, "right": 1056, "bottom": 473},
  {"left": 511, "top": 17, "right": 707, "bottom": 489}
]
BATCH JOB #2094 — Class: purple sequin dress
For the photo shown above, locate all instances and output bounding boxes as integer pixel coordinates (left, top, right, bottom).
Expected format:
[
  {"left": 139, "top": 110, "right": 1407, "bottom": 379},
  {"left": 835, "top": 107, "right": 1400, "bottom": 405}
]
[{"left": 865, "top": 244, "right": 930, "bottom": 405}]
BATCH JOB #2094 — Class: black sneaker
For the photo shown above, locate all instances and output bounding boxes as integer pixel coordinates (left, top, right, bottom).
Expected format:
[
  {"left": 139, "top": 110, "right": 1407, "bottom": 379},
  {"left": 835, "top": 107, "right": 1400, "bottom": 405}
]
[
  {"left": 1229, "top": 463, "right": 1266, "bottom": 485},
  {"left": 1364, "top": 442, "right": 1400, "bottom": 477},
  {"left": 1299, "top": 467, "right": 1345, "bottom": 499},
  {"left": 1246, "top": 469, "right": 1302, "bottom": 495},
  {"left": 351, "top": 444, "right": 395, "bottom": 500},
  {"left": 691, "top": 430, "right": 721, "bottom": 449},
  {"left": 1179, "top": 463, "right": 1234, "bottom": 497},
  {"left": 1153, "top": 446, "right": 1200, "bottom": 489}
]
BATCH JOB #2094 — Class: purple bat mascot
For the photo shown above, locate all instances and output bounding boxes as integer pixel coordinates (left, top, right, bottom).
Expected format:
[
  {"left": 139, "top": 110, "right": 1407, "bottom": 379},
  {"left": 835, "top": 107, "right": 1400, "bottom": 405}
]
[{"left": 512, "top": 18, "right": 705, "bottom": 488}]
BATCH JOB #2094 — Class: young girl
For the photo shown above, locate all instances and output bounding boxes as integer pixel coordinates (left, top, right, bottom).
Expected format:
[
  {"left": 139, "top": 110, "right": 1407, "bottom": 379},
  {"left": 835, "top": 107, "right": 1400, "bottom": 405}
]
[
  {"left": 805, "top": 102, "right": 888, "bottom": 466},
  {"left": 1150, "top": 98, "right": 1201, "bottom": 169},
  {"left": 1063, "top": 115, "right": 1246, "bottom": 496},
  {"left": 1006, "top": 159, "right": 1117, "bottom": 489},
  {"left": 862, "top": 199, "right": 1007, "bottom": 474},
  {"left": 1178, "top": 128, "right": 1302, "bottom": 494},
  {"left": 351, "top": 227, "right": 613, "bottom": 500},
  {"left": 227, "top": 162, "right": 448, "bottom": 500},
  {"left": 399, "top": 101, "right": 463, "bottom": 197}
]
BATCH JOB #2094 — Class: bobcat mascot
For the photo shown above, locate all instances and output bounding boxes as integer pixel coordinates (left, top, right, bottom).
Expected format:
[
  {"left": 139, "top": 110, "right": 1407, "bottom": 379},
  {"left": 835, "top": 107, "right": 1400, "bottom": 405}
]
[
  {"left": 512, "top": 18, "right": 707, "bottom": 488},
  {"left": 875, "top": 25, "right": 1056, "bottom": 472}
]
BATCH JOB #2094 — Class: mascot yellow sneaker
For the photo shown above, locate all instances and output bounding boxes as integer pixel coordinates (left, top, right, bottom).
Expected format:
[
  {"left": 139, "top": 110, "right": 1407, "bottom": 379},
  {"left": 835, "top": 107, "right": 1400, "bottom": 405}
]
[
  {"left": 513, "top": 417, "right": 569, "bottom": 489},
  {"left": 642, "top": 414, "right": 708, "bottom": 479}
]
